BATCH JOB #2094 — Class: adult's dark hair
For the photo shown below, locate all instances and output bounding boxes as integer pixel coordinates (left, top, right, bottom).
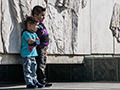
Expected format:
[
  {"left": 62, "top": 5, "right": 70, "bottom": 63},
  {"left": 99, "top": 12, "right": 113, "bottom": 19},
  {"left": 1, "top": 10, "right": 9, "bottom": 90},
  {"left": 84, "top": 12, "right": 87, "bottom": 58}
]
[
  {"left": 32, "top": 5, "right": 46, "bottom": 16},
  {"left": 25, "top": 16, "right": 39, "bottom": 27}
]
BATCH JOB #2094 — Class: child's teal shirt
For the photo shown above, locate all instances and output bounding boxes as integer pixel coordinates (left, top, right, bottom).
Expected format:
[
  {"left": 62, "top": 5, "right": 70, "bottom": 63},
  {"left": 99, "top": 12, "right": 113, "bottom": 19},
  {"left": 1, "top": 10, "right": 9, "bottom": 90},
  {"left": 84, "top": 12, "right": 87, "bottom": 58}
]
[{"left": 20, "top": 30, "right": 38, "bottom": 57}]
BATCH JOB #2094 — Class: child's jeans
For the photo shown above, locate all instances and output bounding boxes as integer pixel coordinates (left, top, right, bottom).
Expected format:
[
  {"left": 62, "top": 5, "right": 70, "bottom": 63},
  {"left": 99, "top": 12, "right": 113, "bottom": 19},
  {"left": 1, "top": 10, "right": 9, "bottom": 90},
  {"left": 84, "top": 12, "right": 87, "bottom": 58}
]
[
  {"left": 36, "top": 46, "right": 47, "bottom": 83},
  {"left": 21, "top": 57, "right": 38, "bottom": 85}
]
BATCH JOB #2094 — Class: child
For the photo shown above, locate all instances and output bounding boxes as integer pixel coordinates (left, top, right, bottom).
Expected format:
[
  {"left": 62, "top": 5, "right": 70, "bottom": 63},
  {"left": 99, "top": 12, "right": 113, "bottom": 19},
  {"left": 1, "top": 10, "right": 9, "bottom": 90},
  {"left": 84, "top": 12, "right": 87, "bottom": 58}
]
[
  {"left": 20, "top": 16, "right": 43, "bottom": 88},
  {"left": 32, "top": 5, "right": 52, "bottom": 87}
]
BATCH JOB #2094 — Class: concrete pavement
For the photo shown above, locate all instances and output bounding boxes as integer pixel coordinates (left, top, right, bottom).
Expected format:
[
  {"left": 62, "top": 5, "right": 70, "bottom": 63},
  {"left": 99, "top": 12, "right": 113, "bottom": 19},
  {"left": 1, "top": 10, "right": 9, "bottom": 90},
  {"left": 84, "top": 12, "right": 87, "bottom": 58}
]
[{"left": 1, "top": 82, "right": 120, "bottom": 90}]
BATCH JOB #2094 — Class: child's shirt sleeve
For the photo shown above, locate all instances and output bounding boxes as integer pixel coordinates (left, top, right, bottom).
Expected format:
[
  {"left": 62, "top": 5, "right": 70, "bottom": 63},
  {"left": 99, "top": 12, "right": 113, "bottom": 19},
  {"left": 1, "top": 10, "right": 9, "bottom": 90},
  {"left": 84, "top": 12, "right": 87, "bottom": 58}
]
[
  {"left": 23, "top": 31, "right": 32, "bottom": 42},
  {"left": 34, "top": 33, "right": 39, "bottom": 39}
]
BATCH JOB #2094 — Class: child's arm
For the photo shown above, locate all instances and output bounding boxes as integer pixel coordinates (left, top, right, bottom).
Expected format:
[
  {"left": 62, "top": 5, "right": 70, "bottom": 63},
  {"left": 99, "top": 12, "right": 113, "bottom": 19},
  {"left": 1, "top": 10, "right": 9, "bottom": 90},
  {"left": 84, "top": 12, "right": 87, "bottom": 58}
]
[{"left": 27, "top": 39, "right": 36, "bottom": 44}]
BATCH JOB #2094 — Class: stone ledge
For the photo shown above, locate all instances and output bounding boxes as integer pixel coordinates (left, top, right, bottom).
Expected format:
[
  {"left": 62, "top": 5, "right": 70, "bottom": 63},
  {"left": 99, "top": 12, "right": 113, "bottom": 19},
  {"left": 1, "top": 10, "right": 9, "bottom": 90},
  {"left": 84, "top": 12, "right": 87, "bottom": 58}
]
[
  {"left": 47, "top": 55, "right": 84, "bottom": 64},
  {"left": 0, "top": 54, "right": 85, "bottom": 64}
]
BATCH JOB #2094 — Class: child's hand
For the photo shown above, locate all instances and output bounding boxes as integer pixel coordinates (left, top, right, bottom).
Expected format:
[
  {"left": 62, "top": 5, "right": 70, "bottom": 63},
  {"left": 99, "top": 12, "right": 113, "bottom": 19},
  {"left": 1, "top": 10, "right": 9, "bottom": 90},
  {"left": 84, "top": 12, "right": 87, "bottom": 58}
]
[
  {"left": 27, "top": 39, "right": 36, "bottom": 44},
  {"left": 36, "top": 38, "right": 40, "bottom": 45}
]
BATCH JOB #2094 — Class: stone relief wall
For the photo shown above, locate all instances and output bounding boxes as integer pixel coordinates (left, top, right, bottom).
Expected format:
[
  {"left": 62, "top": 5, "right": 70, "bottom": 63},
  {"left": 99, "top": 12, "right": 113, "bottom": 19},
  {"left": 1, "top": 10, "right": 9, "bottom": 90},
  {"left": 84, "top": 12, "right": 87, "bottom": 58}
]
[
  {"left": 0, "top": 0, "right": 87, "bottom": 54},
  {"left": 0, "top": 0, "right": 47, "bottom": 53},
  {"left": 91, "top": 0, "right": 114, "bottom": 54},
  {"left": 1, "top": 0, "right": 120, "bottom": 56},
  {"left": 46, "top": 0, "right": 87, "bottom": 54},
  {"left": 110, "top": 3, "right": 120, "bottom": 42},
  {"left": 1, "top": 0, "right": 120, "bottom": 64}
]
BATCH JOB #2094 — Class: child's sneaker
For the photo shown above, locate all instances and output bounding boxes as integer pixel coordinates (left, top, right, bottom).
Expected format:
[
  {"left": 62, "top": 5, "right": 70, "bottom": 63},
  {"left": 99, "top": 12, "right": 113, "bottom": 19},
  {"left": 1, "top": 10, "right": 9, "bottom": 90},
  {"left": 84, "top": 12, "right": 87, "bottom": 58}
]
[
  {"left": 35, "top": 82, "right": 43, "bottom": 88},
  {"left": 27, "top": 83, "right": 36, "bottom": 88},
  {"left": 44, "top": 83, "right": 52, "bottom": 87},
  {"left": 41, "top": 81, "right": 52, "bottom": 87}
]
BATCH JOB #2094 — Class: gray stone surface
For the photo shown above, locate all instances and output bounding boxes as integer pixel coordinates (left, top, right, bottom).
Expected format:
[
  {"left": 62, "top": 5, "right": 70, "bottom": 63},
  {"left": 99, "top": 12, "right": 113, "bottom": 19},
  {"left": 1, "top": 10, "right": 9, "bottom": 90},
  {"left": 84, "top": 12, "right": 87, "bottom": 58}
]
[
  {"left": 47, "top": 55, "right": 84, "bottom": 64},
  {"left": 84, "top": 58, "right": 94, "bottom": 81},
  {"left": 1, "top": 0, "right": 120, "bottom": 64},
  {"left": 91, "top": 0, "right": 114, "bottom": 54},
  {"left": 1, "top": 82, "right": 120, "bottom": 90},
  {"left": 114, "top": 0, "right": 120, "bottom": 54},
  {"left": 118, "top": 58, "right": 120, "bottom": 81},
  {"left": 46, "top": 64, "right": 84, "bottom": 82},
  {"left": 70, "top": 64, "right": 84, "bottom": 81},
  {"left": 94, "top": 58, "right": 117, "bottom": 81},
  {"left": 83, "top": 57, "right": 120, "bottom": 82},
  {"left": 0, "top": 54, "right": 84, "bottom": 64},
  {"left": 1, "top": 59, "right": 120, "bottom": 85},
  {"left": 47, "top": 64, "right": 70, "bottom": 82},
  {"left": 0, "top": 54, "right": 20, "bottom": 64},
  {"left": 0, "top": 64, "right": 84, "bottom": 83},
  {"left": 1, "top": 0, "right": 22, "bottom": 53},
  {"left": 1, "top": 0, "right": 120, "bottom": 55},
  {"left": 0, "top": 0, "right": 88, "bottom": 54},
  {"left": 0, "top": 0, "right": 3, "bottom": 53},
  {"left": 46, "top": 0, "right": 88, "bottom": 54},
  {"left": 0, "top": 65, "right": 24, "bottom": 82}
]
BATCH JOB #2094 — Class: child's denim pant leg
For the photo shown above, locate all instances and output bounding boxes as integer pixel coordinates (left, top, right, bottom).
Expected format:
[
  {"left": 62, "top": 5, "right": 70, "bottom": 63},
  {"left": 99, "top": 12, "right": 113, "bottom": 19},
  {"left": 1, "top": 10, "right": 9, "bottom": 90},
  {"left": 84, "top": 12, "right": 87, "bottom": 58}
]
[
  {"left": 21, "top": 57, "right": 38, "bottom": 85},
  {"left": 36, "top": 47, "right": 47, "bottom": 83}
]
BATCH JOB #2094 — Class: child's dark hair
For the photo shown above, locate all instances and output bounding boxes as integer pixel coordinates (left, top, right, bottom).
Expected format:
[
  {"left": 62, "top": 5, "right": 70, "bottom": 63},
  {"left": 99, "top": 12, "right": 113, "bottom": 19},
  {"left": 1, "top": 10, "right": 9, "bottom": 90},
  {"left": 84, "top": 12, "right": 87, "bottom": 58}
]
[
  {"left": 32, "top": 5, "right": 46, "bottom": 16},
  {"left": 25, "top": 16, "right": 39, "bottom": 27}
]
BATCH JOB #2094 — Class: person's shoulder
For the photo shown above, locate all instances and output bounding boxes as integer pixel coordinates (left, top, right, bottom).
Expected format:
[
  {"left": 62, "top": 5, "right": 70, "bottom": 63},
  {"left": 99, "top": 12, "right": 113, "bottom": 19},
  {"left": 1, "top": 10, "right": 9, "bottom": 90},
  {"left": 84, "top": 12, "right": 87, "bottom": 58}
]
[
  {"left": 38, "top": 25, "right": 44, "bottom": 29},
  {"left": 39, "top": 22, "right": 46, "bottom": 27},
  {"left": 33, "top": 32, "right": 38, "bottom": 36},
  {"left": 33, "top": 32, "right": 36, "bottom": 34},
  {"left": 22, "top": 30, "right": 31, "bottom": 36},
  {"left": 39, "top": 22, "right": 44, "bottom": 25}
]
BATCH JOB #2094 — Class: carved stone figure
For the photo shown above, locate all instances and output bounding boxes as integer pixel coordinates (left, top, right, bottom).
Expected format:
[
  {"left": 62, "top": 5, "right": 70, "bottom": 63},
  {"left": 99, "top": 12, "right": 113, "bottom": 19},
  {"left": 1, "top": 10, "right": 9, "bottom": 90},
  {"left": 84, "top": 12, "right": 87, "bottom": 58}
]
[
  {"left": 110, "top": 3, "right": 120, "bottom": 42},
  {"left": 0, "top": 0, "right": 87, "bottom": 54}
]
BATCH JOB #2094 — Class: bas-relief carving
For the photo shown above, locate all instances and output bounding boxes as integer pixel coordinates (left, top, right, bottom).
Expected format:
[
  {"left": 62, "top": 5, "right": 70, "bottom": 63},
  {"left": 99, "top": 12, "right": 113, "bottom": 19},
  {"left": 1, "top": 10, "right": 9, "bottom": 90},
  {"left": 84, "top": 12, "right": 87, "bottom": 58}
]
[
  {"left": 1, "top": 0, "right": 34, "bottom": 53},
  {"left": 110, "top": 2, "right": 120, "bottom": 54},
  {"left": 0, "top": 0, "right": 3, "bottom": 53},
  {"left": 19, "top": 0, "right": 31, "bottom": 20},
  {"left": 1, "top": 0, "right": 120, "bottom": 55},
  {"left": 1, "top": 0, "right": 27, "bottom": 53},
  {"left": 0, "top": 0, "right": 87, "bottom": 54},
  {"left": 56, "top": 0, "right": 87, "bottom": 9},
  {"left": 110, "top": 3, "right": 120, "bottom": 42},
  {"left": 47, "top": 0, "right": 87, "bottom": 54},
  {"left": 1, "top": 0, "right": 12, "bottom": 53}
]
